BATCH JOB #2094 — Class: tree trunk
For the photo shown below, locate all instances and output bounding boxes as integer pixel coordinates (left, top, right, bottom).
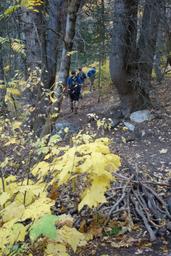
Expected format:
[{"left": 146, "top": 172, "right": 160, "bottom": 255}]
[
  {"left": 110, "top": 0, "right": 163, "bottom": 115},
  {"left": 22, "top": 9, "right": 43, "bottom": 71},
  {"left": 57, "top": 0, "right": 81, "bottom": 84},
  {"left": 110, "top": 0, "right": 138, "bottom": 115},
  {"left": 136, "top": 0, "right": 163, "bottom": 95},
  {"left": 45, "top": 0, "right": 63, "bottom": 89},
  {"left": 0, "top": 54, "right": 6, "bottom": 113}
]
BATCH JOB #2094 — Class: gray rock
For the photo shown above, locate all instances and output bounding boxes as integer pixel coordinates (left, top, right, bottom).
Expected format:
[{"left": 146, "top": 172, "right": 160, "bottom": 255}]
[
  {"left": 130, "top": 110, "right": 153, "bottom": 123},
  {"left": 54, "top": 120, "right": 80, "bottom": 137},
  {"left": 123, "top": 121, "right": 135, "bottom": 132},
  {"left": 110, "top": 118, "right": 120, "bottom": 128}
]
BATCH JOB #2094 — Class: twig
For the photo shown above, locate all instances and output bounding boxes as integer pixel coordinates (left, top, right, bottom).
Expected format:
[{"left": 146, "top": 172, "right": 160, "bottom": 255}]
[
  {"left": 143, "top": 184, "right": 171, "bottom": 219},
  {"left": 131, "top": 197, "right": 156, "bottom": 241},
  {"left": 104, "top": 174, "right": 134, "bottom": 226}
]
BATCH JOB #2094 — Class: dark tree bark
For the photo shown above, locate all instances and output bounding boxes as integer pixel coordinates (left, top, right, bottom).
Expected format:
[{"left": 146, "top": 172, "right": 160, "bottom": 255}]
[
  {"left": 22, "top": 10, "right": 43, "bottom": 71},
  {"left": 110, "top": 0, "right": 163, "bottom": 115},
  {"left": 45, "top": 0, "right": 64, "bottom": 89},
  {"left": 136, "top": 0, "right": 163, "bottom": 94},
  {"left": 110, "top": 0, "right": 138, "bottom": 115},
  {"left": 0, "top": 54, "right": 6, "bottom": 112}
]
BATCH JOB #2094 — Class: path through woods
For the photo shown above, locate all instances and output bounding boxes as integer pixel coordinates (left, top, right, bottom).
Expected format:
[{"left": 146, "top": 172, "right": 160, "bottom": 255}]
[{"left": 57, "top": 80, "right": 171, "bottom": 255}]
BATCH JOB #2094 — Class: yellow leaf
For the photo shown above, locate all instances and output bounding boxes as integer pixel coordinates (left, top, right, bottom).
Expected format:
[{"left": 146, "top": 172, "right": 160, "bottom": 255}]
[
  {"left": 9, "top": 223, "right": 26, "bottom": 245},
  {"left": 57, "top": 226, "right": 87, "bottom": 252},
  {"left": 78, "top": 176, "right": 110, "bottom": 210},
  {"left": 21, "top": 196, "right": 53, "bottom": 221},
  {"left": 57, "top": 147, "right": 76, "bottom": 186},
  {"left": 121, "top": 136, "right": 126, "bottom": 144},
  {"left": 46, "top": 243, "right": 68, "bottom": 256},
  {"left": 12, "top": 121, "right": 22, "bottom": 129},
  {"left": 32, "top": 161, "right": 50, "bottom": 177},
  {"left": 64, "top": 127, "right": 69, "bottom": 134},
  {"left": 7, "top": 88, "right": 21, "bottom": 96},
  {"left": 49, "top": 92, "right": 57, "bottom": 103},
  {"left": 1, "top": 202, "right": 25, "bottom": 222},
  {"left": 0, "top": 192, "right": 10, "bottom": 206},
  {"left": 5, "top": 137, "right": 18, "bottom": 146}
]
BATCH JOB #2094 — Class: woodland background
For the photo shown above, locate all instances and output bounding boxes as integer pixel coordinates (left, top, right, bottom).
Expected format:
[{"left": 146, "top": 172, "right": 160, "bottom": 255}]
[{"left": 0, "top": 0, "right": 171, "bottom": 256}]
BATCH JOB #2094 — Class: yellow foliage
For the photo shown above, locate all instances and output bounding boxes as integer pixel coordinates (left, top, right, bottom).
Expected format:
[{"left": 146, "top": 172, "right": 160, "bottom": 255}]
[
  {"left": 21, "top": 196, "right": 54, "bottom": 221},
  {"left": 32, "top": 161, "right": 51, "bottom": 177},
  {"left": 21, "top": 0, "right": 43, "bottom": 9},
  {"left": 7, "top": 87, "right": 21, "bottom": 96},
  {"left": 57, "top": 226, "right": 87, "bottom": 252},
  {"left": 1, "top": 202, "right": 25, "bottom": 222},
  {"left": 4, "top": 137, "right": 19, "bottom": 146},
  {"left": 78, "top": 176, "right": 110, "bottom": 210},
  {"left": 49, "top": 137, "right": 121, "bottom": 210},
  {"left": 0, "top": 192, "right": 10, "bottom": 206},
  {"left": 0, "top": 127, "right": 121, "bottom": 255},
  {"left": 46, "top": 243, "right": 69, "bottom": 256}
]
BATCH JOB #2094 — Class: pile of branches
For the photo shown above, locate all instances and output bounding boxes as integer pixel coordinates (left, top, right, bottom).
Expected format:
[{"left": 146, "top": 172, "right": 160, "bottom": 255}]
[
  {"left": 51, "top": 163, "right": 171, "bottom": 241},
  {"left": 101, "top": 165, "right": 171, "bottom": 241}
]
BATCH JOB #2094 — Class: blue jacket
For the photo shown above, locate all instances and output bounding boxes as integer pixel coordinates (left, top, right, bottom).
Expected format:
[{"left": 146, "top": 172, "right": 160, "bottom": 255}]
[
  {"left": 87, "top": 68, "right": 96, "bottom": 78},
  {"left": 77, "top": 71, "right": 86, "bottom": 84},
  {"left": 67, "top": 75, "right": 81, "bottom": 93}
]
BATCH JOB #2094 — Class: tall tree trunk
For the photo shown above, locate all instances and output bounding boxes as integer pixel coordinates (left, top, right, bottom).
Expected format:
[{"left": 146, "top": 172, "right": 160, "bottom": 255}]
[
  {"left": 22, "top": 9, "right": 43, "bottom": 71},
  {"left": 136, "top": 0, "right": 163, "bottom": 97},
  {"left": 45, "top": 0, "right": 63, "bottom": 89},
  {"left": 110, "top": 0, "right": 163, "bottom": 115},
  {"left": 0, "top": 54, "right": 6, "bottom": 113},
  {"left": 110, "top": 0, "right": 138, "bottom": 115},
  {"left": 57, "top": 0, "right": 81, "bottom": 84}
]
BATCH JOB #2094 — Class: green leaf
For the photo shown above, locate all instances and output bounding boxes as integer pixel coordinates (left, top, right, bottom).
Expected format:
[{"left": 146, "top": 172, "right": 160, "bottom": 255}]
[
  {"left": 29, "top": 214, "right": 59, "bottom": 241},
  {"left": 105, "top": 226, "right": 122, "bottom": 237}
]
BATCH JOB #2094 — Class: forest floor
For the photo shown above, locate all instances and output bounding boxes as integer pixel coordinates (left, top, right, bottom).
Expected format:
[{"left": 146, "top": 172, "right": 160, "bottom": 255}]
[
  {"left": 57, "top": 80, "right": 171, "bottom": 256},
  {"left": 1, "top": 80, "right": 171, "bottom": 256}
]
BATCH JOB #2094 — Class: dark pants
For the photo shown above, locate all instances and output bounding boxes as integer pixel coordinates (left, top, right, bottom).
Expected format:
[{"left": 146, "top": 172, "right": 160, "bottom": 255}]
[{"left": 69, "top": 89, "right": 80, "bottom": 113}]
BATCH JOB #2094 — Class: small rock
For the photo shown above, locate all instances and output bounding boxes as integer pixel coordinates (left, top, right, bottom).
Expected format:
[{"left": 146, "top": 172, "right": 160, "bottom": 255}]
[
  {"left": 54, "top": 120, "right": 79, "bottom": 137},
  {"left": 159, "top": 148, "right": 168, "bottom": 154},
  {"left": 167, "top": 222, "right": 171, "bottom": 231},
  {"left": 130, "top": 110, "right": 153, "bottom": 123},
  {"left": 111, "top": 118, "right": 120, "bottom": 128},
  {"left": 123, "top": 121, "right": 135, "bottom": 132}
]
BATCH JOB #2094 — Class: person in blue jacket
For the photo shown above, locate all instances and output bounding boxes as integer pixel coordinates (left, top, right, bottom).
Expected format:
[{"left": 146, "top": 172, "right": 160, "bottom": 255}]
[
  {"left": 87, "top": 67, "right": 96, "bottom": 91},
  {"left": 67, "top": 70, "right": 81, "bottom": 114},
  {"left": 77, "top": 67, "right": 87, "bottom": 98}
]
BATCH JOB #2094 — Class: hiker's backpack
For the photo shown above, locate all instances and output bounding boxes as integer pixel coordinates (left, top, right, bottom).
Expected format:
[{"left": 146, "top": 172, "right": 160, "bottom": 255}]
[
  {"left": 69, "top": 76, "right": 77, "bottom": 92},
  {"left": 79, "top": 71, "right": 86, "bottom": 81},
  {"left": 87, "top": 69, "right": 96, "bottom": 78}
]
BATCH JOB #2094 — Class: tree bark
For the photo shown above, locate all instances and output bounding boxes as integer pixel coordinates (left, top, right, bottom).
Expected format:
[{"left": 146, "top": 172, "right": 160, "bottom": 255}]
[
  {"left": 0, "top": 54, "right": 6, "bottom": 113},
  {"left": 22, "top": 9, "right": 43, "bottom": 71},
  {"left": 45, "top": 0, "right": 64, "bottom": 89},
  {"left": 110, "top": 0, "right": 138, "bottom": 115},
  {"left": 57, "top": 0, "right": 81, "bottom": 84},
  {"left": 110, "top": 0, "right": 163, "bottom": 115},
  {"left": 136, "top": 0, "right": 163, "bottom": 94}
]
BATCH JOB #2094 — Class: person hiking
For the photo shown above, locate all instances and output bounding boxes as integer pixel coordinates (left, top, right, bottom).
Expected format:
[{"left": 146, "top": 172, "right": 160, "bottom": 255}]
[
  {"left": 77, "top": 67, "right": 86, "bottom": 98},
  {"left": 67, "top": 70, "right": 81, "bottom": 114},
  {"left": 87, "top": 67, "right": 96, "bottom": 92}
]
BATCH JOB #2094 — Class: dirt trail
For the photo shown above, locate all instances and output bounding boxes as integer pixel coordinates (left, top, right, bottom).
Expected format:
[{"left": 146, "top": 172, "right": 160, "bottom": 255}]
[{"left": 58, "top": 81, "right": 171, "bottom": 256}]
